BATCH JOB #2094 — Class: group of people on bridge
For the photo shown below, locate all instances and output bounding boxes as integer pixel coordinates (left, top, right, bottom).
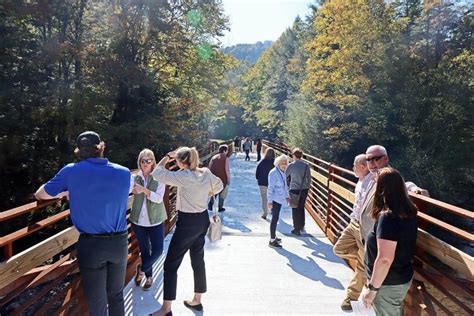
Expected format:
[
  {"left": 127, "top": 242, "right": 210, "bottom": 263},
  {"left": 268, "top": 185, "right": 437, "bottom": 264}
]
[
  {"left": 33, "top": 130, "right": 428, "bottom": 316},
  {"left": 253, "top": 144, "right": 428, "bottom": 315}
]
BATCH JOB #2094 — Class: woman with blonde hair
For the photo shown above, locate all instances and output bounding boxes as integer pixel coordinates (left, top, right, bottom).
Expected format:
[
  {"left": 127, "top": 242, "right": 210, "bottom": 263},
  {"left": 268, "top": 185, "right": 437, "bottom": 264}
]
[
  {"left": 131, "top": 149, "right": 167, "bottom": 290},
  {"left": 267, "top": 154, "right": 290, "bottom": 248},
  {"left": 150, "top": 147, "right": 223, "bottom": 316}
]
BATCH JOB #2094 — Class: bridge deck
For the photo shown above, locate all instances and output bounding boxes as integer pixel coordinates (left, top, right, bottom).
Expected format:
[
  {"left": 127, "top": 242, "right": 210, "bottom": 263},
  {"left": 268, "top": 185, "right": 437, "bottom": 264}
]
[{"left": 124, "top": 153, "right": 354, "bottom": 315}]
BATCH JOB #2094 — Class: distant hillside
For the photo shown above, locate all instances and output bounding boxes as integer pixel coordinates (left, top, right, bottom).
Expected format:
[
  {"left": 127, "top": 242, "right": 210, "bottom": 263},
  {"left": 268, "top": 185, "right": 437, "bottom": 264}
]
[{"left": 222, "top": 41, "right": 273, "bottom": 64}]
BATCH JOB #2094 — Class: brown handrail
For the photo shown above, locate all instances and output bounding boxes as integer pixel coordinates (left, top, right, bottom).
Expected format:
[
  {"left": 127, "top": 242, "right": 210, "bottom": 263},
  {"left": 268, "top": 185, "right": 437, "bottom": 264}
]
[{"left": 263, "top": 140, "right": 473, "bottom": 315}]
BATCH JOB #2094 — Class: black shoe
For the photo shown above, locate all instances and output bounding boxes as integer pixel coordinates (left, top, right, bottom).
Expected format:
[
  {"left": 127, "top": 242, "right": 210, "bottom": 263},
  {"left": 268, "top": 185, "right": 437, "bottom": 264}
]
[
  {"left": 218, "top": 208, "right": 225, "bottom": 212},
  {"left": 184, "top": 301, "right": 203, "bottom": 311},
  {"left": 291, "top": 229, "right": 301, "bottom": 236},
  {"left": 269, "top": 240, "right": 282, "bottom": 248},
  {"left": 275, "top": 237, "right": 282, "bottom": 243},
  {"left": 149, "top": 312, "right": 172, "bottom": 316},
  {"left": 261, "top": 215, "right": 267, "bottom": 219}
]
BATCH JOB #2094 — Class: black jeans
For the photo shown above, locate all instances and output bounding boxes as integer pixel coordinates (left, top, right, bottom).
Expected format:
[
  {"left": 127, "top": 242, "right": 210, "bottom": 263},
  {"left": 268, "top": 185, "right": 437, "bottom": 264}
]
[
  {"left": 163, "top": 211, "right": 210, "bottom": 300},
  {"left": 132, "top": 222, "right": 164, "bottom": 277},
  {"left": 77, "top": 233, "right": 128, "bottom": 316},
  {"left": 270, "top": 201, "right": 282, "bottom": 239},
  {"left": 290, "top": 189, "right": 309, "bottom": 231},
  {"left": 257, "top": 149, "right": 261, "bottom": 161},
  {"left": 245, "top": 149, "right": 250, "bottom": 161}
]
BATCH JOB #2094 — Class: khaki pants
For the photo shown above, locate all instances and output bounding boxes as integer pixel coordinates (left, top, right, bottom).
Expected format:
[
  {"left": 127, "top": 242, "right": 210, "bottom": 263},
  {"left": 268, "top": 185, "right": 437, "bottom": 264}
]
[
  {"left": 373, "top": 280, "right": 412, "bottom": 316},
  {"left": 333, "top": 219, "right": 366, "bottom": 300},
  {"left": 259, "top": 186, "right": 268, "bottom": 216}
]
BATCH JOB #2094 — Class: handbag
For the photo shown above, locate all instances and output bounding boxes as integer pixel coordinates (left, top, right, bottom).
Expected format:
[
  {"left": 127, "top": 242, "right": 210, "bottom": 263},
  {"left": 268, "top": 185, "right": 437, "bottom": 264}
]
[
  {"left": 207, "top": 177, "right": 222, "bottom": 242},
  {"left": 288, "top": 164, "right": 309, "bottom": 208}
]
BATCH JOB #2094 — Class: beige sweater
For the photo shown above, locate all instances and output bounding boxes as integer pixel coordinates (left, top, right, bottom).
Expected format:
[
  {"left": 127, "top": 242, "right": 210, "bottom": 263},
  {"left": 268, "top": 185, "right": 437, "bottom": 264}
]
[{"left": 152, "top": 166, "right": 223, "bottom": 213}]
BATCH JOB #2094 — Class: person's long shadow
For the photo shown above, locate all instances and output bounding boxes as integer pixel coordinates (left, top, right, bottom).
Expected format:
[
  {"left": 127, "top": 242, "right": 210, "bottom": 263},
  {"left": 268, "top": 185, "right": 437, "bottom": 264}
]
[
  {"left": 277, "top": 219, "right": 347, "bottom": 266},
  {"left": 272, "top": 247, "right": 345, "bottom": 290},
  {"left": 220, "top": 213, "right": 252, "bottom": 233}
]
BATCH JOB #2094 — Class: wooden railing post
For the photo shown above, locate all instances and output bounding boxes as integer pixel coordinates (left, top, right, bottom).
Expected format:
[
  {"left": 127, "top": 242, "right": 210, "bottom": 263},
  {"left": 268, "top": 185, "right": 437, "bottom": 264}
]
[
  {"left": 3, "top": 243, "right": 13, "bottom": 259},
  {"left": 325, "top": 164, "right": 333, "bottom": 235}
]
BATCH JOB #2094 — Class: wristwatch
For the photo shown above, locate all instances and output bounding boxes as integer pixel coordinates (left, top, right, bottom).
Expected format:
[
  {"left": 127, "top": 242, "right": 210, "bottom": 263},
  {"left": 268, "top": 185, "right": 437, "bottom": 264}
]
[{"left": 368, "top": 283, "right": 380, "bottom": 292}]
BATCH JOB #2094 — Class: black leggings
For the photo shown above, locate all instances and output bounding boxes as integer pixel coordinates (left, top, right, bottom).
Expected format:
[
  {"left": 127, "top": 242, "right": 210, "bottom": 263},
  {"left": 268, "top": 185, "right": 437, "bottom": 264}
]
[{"left": 163, "top": 211, "right": 210, "bottom": 300}]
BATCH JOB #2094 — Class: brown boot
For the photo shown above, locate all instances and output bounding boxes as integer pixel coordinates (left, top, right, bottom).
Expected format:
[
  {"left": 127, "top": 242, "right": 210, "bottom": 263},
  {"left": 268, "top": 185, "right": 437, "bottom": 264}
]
[
  {"left": 341, "top": 296, "right": 353, "bottom": 311},
  {"left": 143, "top": 277, "right": 153, "bottom": 291},
  {"left": 135, "top": 264, "right": 145, "bottom": 286}
]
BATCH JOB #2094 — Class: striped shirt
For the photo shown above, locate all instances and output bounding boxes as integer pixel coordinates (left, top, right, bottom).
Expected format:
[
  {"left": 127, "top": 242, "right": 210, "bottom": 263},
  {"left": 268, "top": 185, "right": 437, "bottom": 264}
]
[{"left": 152, "top": 166, "right": 223, "bottom": 213}]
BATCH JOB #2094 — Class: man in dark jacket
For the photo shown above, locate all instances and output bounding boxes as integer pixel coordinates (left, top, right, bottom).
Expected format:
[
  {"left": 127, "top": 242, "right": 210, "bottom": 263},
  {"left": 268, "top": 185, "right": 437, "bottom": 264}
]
[{"left": 255, "top": 148, "right": 275, "bottom": 219}]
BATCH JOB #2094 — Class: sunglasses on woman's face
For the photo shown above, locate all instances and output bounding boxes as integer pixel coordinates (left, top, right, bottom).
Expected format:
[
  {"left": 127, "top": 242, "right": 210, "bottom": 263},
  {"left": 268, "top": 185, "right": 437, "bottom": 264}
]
[
  {"left": 140, "top": 159, "right": 153, "bottom": 164},
  {"left": 366, "top": 155, "right": 385, "bottom": 163}
]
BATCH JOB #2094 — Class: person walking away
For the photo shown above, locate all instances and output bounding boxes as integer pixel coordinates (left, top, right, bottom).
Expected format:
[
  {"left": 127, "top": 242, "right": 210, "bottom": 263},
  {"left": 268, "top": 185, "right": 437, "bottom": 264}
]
[
  {"left": 255, "top": 148, "right": 275, "bottom": 219},
  {"left": 131, "top": 149, "right": 167, "bottom": 290},
  {"left": 35, "top": 131, "right": 131, "bottom": 316},
  {"left": 256, "top": 139, "right": 263, "bottom": 161},
  {"left": 150, "top": 147, "right": 223, "bottom": 316},
  {"left": 267, "top": 154, "right": 290, "bottom": 248},
  {"left": 208, "top": 145, "right": 231, "bottom": 212},
  {"left": 362, "top": 168, "right": 418, "bottom": 316},
  {"left": 243, "top": 138, "right": 252, "bottom": 161},
  {"left": 233, "top": 136, "right": 240, "bottom": 154},
  {"left": 333, "top": 154, "right": 371, "bottom": 310},
  {"left": 285, "top": 148, "right": 311, "bottom": 236}
]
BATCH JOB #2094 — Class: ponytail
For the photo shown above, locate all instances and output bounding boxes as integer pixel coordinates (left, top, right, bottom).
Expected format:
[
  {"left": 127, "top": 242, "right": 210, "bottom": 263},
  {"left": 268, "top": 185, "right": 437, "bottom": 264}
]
[{"left": 176, "top": 146, "right": 200, "bottom": 171}]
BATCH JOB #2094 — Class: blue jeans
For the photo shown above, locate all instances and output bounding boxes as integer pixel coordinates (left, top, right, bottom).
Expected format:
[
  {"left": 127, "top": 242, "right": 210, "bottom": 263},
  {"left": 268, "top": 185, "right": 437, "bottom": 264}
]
[
  {"left": 132, "top": 222, "right": 164, "bottom": 277},
  {"left": 270, "top": 201, "right": 282, "bottom": 239}
]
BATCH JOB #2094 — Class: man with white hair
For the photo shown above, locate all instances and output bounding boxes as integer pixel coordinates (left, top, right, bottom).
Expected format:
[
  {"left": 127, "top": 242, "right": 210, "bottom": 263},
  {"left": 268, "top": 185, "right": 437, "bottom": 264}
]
[{"left": 334, "top": 154, "right": 372, "bottom": 310}]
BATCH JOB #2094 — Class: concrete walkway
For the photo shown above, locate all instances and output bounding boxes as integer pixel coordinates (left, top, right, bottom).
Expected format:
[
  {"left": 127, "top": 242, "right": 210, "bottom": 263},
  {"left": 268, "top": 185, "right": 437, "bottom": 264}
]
[{"left": 124, "top": 153, "right": 354, "bottom": 315}]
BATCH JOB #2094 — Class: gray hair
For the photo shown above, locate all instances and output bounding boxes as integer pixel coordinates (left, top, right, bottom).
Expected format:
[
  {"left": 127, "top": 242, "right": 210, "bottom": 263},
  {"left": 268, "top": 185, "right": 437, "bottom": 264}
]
[
  {"left": 274, "top": 154, "right": 289, "bottom": 167},
  {"left": 354, "top": 154, "right": 367, "bottom": 166},
  {"left": 366, "top": 145, "right": 387, "bottom": 156}
]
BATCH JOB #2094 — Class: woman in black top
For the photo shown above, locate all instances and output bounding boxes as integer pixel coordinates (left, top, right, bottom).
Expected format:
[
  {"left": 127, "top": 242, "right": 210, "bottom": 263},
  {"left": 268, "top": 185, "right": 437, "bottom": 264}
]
[
  {"left": 255, "top": 148, "right": 275, "bottom": 219},
  {"left": 362, "top": 167, "right": 417, "bottom": 315}
]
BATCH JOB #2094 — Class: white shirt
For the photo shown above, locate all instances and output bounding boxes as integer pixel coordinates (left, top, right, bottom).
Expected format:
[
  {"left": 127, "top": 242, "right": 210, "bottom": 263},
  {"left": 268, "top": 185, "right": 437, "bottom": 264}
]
[
  {"left": 152, "top": 166, "right": 223, "bottom": 213},
  {"left": 351, "top": 172, "right": 375, "bottom": 221},
  {"left": 133, "top": 171, "right": 166, "bottom": 227}
]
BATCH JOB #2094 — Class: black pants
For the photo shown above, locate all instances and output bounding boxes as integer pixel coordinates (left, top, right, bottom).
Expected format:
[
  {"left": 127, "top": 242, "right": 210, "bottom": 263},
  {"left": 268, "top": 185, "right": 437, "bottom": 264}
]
[
  {"left": 270, "top": 201, "right": 282, "bottom": 239},
  {"left": 257, "top": 149, "right": 261, "bottom": 161},
  {"left": 163, "top": 211, "right": 210, "bottom": 300},
  {"left": 290, "top": 189, "right": 309, "bottom": 231},
  {"left": 77, "top": 233, "right": 128, "bottom": 316},
  {"left": 245, "top": 149, "right": 250, "bottom": 161}
]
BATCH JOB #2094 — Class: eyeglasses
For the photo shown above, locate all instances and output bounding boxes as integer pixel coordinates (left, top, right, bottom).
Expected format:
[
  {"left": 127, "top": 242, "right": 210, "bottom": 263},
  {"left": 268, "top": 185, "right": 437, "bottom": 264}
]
[
  {"left": 366, "top": 155, "right": 385, "bottom": 163},
  {"left": 140, "top": 159, "right": 153, "bottom": 164}
]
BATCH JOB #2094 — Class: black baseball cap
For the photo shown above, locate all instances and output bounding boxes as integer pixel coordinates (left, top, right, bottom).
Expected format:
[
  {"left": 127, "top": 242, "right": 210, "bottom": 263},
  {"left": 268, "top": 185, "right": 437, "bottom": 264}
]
[{"left": 76, "top": 131, "right": 101, "bottom": 148}]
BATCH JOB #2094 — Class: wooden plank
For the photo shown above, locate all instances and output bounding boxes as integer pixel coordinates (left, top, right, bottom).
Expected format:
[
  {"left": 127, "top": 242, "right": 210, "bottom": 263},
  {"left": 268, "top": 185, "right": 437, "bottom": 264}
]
[
  {"left": 0, "top": 199, "right": 62, "bottom": 222},
  {"left": 417, "top": 212, "right": 473, "bottom": 242},
  {"left": 416, "top": 229, "right": 474, "bottom": 280},
  {"left": 0, "top": 227, "right": 79, "bottom": 289},
  {"left": 310, "top": 169, "right": 328, "bottom": 186},
  {"left": 0, "top": 210, "right": 71, "bottom": 247},
  {"left": 328, "top": 181, "right": 355, "bottom": 204}
]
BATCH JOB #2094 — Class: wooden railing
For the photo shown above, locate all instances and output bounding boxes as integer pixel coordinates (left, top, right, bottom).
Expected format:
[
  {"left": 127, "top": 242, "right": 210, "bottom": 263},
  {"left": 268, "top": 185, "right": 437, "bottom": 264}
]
[
  {"left": 0, "top": 140, "right": 232, "bottom": 315},
  {"left": 263, "top": 140, "right": 474, "bottom": 315}
]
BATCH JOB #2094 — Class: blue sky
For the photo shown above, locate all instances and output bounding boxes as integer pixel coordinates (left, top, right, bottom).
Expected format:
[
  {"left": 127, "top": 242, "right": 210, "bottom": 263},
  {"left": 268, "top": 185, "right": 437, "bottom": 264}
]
[{"left": 221, "top": 0, "right": 314, "bottom": 47}]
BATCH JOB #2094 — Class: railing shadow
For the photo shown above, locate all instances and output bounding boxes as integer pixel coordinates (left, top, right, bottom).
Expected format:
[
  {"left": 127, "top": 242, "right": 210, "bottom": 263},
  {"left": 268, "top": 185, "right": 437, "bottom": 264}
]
[
  {"left": 272, "top": 246, "right": 345, "bottom": 290},
  {"left": 277, "top": 219, "right": 348, "bottom": 266}
]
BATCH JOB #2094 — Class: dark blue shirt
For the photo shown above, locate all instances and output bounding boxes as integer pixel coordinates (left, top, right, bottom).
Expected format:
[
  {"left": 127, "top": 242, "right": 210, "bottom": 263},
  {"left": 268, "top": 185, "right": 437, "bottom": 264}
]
[
  {"left": 44, "top": 158, "right": 131, "bottom": 234},
  {"left": 255, "top": 159, "right": 274, "bottom": 186}
]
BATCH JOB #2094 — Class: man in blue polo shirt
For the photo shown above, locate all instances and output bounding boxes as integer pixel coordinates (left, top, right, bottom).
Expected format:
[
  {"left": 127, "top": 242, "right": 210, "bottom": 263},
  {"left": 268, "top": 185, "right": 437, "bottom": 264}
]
[{"left": 35, "top": 131, "right": 131, "bottom": 316}]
